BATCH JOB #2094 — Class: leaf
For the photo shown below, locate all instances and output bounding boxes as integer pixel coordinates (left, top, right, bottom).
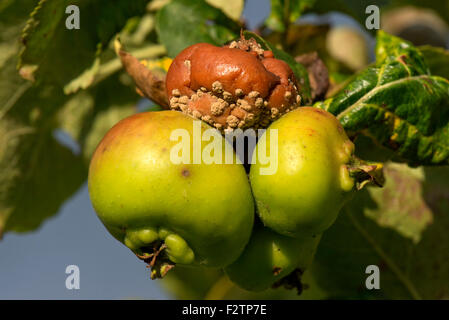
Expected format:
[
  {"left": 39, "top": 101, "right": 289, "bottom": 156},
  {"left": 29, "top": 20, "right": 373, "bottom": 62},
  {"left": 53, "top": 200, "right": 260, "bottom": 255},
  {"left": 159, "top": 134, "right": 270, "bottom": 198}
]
[
  {"left": 0, "top": 0, "right": 38, "bottom": 23},
  {"left": 0, "top": 0, "right": 36, "bottom": 69},
  {"left": 315, "top": 31, "right": 449, "bottom": 165},
  {"left": 119, "top": 14, "right": 156, "bottom": 47},
  {"left": 18, "top": 0, "right": 149, "bottom": 86},
  {"left": 0, "top": 118, "right": 86, "bottom": 235},
  {"left": 0, "top": 37, "right": 86, "bottom": 237},
  {"left": 57, "top": 73, "right": 139, "bottom": 163},
  {"left": 115, "top": 38, "right": 169, "bottom": 108},
  {"left": 243, "top": 31, "right": 312, "bottom": 104},
  {"left": 205, "top": 0, "right": 244, "bottom": 21},
  {"left": 364, "top": 163, "right": 433, "bottom": 243},
  {"left": 419, "top": 45, "right": 449, "bottom": 80},
  {"left": 156, "top": 0, "right": 240, "bottom": 58},
  {"left": 58, "top": 75, "right": 146, "bottom": 166},
  {"left": 0, "top": 1, "right": 35, "bottom": 97},
  {"left": 265, "top": 0, "right": 316, "bottom": 32},
  {"left": 81, "top": 102, "right": 137, "bottom": 162},
  {"left": 63, "top": 58, "right": 101, "bottom": 94},
  {"left": 64, "top": 43, "right": 166, "bottom": 94},
  {"left": 0, "top": 64, "right": 85, "bottom": 236},
  {"left": 56, "top": 90, "right": 95, "bottom": 143},
  {"left": 74, "top": 75, "right": 139, "bottom": 162},
  {"left": 310, "top": 165, "right": 449, "bottom": 299}
]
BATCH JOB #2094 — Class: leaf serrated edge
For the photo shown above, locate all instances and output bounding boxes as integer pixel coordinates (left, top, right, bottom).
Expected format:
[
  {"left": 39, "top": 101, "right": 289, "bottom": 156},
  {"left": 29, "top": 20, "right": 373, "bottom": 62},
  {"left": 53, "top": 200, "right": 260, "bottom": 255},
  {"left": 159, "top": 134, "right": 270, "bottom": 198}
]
[{"left": 17, "top": 0, "right": 47, "bottom": 72}]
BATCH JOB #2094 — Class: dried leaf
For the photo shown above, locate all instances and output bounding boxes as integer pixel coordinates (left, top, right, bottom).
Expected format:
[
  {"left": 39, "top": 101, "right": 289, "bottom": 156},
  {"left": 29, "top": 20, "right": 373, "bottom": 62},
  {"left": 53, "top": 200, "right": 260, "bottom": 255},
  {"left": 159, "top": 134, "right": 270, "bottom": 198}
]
[
  {"left": 115, "top": 38, "right": 169, "bottom": 108},
  {"left": 295, "top": 52, "right": 329, "bottom": 101}
]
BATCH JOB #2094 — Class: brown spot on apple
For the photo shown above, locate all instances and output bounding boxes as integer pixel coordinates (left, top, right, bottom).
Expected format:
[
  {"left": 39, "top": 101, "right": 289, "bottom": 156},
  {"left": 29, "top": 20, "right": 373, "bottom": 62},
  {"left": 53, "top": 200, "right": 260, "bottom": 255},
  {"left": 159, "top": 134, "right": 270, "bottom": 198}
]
[{"left": 181, "top": 168, "right": 191, "bottom": 177}]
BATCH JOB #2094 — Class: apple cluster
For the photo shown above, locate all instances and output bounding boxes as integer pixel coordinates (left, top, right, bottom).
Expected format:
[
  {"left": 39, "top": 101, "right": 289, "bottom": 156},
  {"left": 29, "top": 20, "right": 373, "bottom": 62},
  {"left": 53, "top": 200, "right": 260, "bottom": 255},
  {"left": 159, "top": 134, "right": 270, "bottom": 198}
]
[{"left": 88, "top": 39, "right": 372, "bottom": 291}]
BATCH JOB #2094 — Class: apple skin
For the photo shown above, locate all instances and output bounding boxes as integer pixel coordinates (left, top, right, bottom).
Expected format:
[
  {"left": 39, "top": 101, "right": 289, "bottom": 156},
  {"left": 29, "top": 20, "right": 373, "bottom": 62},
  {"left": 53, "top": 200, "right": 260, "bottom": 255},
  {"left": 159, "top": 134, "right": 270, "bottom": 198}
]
[
  {"left": 88, "top": 110, "right": 254, "bottom": 268},
  {"left": 224, "top": 224, "right": 321, "bottom": 291},
  {"left": 250, "top": 107, "right": 356, "bottom": 237}
]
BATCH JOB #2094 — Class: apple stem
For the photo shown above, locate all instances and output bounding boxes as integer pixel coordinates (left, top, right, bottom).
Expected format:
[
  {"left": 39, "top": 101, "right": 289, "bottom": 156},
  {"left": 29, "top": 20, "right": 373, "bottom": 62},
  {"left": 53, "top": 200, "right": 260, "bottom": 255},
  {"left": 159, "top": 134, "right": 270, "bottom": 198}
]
[{"left": 348, "top": 157, "right": 385, "bottom": 190}]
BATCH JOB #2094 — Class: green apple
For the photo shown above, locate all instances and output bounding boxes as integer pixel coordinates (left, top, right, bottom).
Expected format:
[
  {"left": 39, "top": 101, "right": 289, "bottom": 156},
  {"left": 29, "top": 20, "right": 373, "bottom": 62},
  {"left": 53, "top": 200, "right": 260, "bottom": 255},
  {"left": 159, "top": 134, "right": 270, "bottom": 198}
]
[
  {"left": 88, "top": 110, "right": 254, "bottom": 278},
  {"left": 225, "top": 224, "right": 321, "bottom": 291},
  {"left": 250, "top": 107, "right": 358, "bottom": 237}
]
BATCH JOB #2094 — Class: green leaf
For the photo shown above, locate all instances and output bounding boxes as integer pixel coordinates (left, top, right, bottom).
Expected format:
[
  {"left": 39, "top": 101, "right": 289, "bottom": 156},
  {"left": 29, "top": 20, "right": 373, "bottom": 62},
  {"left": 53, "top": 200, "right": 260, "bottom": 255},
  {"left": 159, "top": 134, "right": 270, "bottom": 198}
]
[
  {"left": 0, "top": 59, "right": 85, "bottom": 236},
  {"left": 0, "top": 118, "right": 86, "bottom": 234},
  {"left": 62, "top": 74, "right": 139, "bottom": 162},
  {"left": 0, "top": 0, "right": 35, "bottom": 20},
  {"left": 63, "top": 58, "right": 101, "bottom": 94},
  {"left": 315, "top": 31, "right": 449, "bottom": 165},
  {"left": 310, "top": 165, "right": 449, "bottom": 299},
  {"left": 156, "top": 0, "right": 240, "bottom": 58},
  {"left": 18, "top": 0, "right": 148, "bottom": 86},
  {"left": 419, "top": 45, "right": 449, "bottom": 80},
  {"left": 243, "top": 31, "right": 312, "bottom": 104},
  {"left": 265, "top": 0, "right": 316, "bottom": 32},
  {"left": 80, "top": 100, "right": 137, "bottom": 162},
  {"left": 0, "top": 0, "right": 39, "bottom": 72},
  {"left": 56, "top": 90, "right": 95, "bottom": 143},
  {"left": 0, "top": 3, "right": 33, "bottom": 68},
  {"left": 205, "top": 0, "right": 244, "bottom": 21}
]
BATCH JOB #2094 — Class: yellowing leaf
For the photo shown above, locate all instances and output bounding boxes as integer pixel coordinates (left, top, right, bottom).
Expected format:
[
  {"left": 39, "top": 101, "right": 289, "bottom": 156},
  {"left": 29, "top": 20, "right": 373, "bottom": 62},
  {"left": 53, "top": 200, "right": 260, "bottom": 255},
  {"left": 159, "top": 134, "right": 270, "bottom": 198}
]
[{"left": 365, "top": 162, "right": 433, "bottom": 243}]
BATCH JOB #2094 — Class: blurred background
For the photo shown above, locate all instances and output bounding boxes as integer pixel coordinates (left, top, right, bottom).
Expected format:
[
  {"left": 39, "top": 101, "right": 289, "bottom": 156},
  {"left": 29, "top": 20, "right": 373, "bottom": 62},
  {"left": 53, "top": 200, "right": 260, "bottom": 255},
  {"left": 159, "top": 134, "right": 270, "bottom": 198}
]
[{"left": 1, "top": 0, "right": 448, "bottom": 299}]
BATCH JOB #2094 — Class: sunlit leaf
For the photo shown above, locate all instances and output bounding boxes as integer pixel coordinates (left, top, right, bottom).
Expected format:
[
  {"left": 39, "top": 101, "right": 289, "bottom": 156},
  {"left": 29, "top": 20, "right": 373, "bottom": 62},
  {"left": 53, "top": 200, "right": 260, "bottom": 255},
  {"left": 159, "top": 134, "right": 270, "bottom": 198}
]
[
  {"left": 315, "top": 31, "right": 449, "bottom": 165},
  {"left": 206, "top": 0, "right": 244, "bottom": 21},
  {"left": 156, "top": 0, "right": 240, "bottom": 57},
  {"left": 18, "top": 0, "right": 149, "bottom": 86}
]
